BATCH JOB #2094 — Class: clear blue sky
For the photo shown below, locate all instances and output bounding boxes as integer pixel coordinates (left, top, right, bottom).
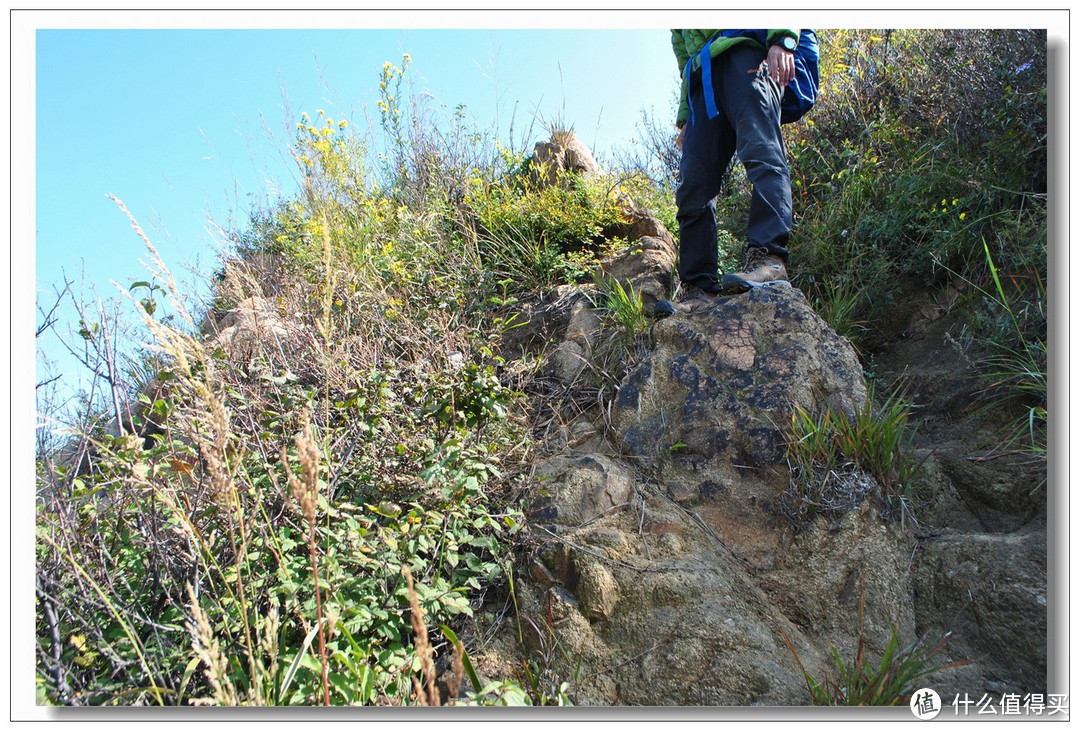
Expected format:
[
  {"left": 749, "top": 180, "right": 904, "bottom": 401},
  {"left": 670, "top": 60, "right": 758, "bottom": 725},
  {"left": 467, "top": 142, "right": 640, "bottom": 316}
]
[{"left": 31, "top": 19, "right": 682, "bottom": 411}]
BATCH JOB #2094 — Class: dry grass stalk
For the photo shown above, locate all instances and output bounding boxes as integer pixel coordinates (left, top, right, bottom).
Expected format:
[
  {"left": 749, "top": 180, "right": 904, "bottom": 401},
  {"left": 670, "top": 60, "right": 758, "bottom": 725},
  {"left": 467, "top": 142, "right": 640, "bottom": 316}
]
[
  {"left": 447, "top": 639, "right": 465, "bottom": 705},
  {"left": 403, "top": 566, "right": 441, "bottom": 707},
  {"left": 281, "top": 410, "right": 332, "bottom": 705},
  {"left": 185, "top": 584, "right": 238, "bottom": 706}
]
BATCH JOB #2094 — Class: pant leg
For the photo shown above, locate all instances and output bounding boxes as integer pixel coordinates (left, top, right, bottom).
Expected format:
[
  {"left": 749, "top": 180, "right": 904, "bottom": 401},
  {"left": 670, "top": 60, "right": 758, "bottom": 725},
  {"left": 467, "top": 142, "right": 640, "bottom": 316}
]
[
  {"left": 675, "top": 65, "right": 737, "bottom": 293},
  {"left": 718, "top": 44, "right": 792, "bottom": 259}
]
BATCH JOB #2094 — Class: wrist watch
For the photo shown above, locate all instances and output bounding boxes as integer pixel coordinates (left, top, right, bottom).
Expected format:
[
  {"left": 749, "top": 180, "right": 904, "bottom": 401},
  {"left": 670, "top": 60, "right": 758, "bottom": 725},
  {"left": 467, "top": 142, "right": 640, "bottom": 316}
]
[{"left": 775, "top": 35, "right": 798, "bottom": 52}]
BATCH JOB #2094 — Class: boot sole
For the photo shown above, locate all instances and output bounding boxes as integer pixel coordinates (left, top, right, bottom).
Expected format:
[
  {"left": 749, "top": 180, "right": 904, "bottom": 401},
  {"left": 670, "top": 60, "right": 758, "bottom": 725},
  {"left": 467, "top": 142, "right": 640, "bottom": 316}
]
[
  {"left": 655, "top": 300, "right": 677, "bottom": 317},
  {"left": 655, "top": 296, "right": 718, "bottom": 317},
  {"left": 720, "top": 274, "right": 792, "bottom": 293}
]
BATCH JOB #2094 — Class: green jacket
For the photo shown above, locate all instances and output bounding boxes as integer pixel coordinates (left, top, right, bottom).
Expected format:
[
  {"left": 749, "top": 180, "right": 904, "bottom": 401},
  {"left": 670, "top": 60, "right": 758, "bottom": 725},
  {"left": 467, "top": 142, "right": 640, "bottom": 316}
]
[{"left": 671, "top": 29, "right": 799, "bottom": 128}]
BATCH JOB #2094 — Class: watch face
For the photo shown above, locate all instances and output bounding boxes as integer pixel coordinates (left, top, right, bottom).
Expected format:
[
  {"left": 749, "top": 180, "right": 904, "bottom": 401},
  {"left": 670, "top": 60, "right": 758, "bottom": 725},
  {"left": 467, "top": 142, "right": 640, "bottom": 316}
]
[{"left": 782, "top": 36, "right": 798, "bottom": 51}]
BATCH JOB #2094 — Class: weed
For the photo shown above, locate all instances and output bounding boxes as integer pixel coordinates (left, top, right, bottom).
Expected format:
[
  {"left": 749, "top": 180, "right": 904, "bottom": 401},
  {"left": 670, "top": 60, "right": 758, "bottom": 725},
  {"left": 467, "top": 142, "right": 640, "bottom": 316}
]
[
  {"left": 781, "top": 580, "right": 968, "bottom": 705},
  {"left": 805, "top": 274, "right": 868, "bottom": 343},
  {"left": 600, "top": 276, "right": 649, "bottom": 349},
  {"left": 785, "top": 386, "right": 919, "bottom": 527},
  {"left": 974, "top": 240, "right": 1046, "bottom": 456},
  {"left": 518, "top": 590, "right": 576, "bottom": 706},
  {"left": 932, "top": 239, "right": 1046, "bottom": 459}
]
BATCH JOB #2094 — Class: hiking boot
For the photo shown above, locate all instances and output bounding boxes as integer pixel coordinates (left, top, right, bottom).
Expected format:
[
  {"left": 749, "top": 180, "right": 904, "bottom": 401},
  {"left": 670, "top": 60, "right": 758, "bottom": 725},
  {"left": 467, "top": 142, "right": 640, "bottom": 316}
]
[
  {"left": 721, "top": 247, "right": 791, "bottom": 293},
  {"left": 655, "top": 281, "right": 718, "bottom": 317}
]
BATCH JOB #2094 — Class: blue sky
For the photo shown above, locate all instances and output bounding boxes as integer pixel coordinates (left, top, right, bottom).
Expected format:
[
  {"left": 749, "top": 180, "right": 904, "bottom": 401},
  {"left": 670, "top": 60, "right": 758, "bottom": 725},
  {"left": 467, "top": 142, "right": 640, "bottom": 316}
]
[{"left": 31, "top": 19, "right": 685, "bottom": 412}]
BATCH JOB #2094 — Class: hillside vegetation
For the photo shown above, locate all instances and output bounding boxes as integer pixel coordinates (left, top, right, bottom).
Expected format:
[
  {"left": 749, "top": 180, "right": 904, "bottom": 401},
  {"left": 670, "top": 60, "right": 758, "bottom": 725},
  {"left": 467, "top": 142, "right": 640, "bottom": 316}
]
[{"left": 35, "top": 30, "right": 1047, "bottom": 706}]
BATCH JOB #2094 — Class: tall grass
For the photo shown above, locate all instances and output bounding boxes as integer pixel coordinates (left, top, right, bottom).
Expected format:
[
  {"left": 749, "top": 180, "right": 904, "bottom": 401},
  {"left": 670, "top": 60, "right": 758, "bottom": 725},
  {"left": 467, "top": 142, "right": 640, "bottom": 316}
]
[
  {"left": 935, "top": 239, "right": 1047, "bottom": 458},
  {"left": 784, "top": 387, "right": 919, "bottom": 527}
]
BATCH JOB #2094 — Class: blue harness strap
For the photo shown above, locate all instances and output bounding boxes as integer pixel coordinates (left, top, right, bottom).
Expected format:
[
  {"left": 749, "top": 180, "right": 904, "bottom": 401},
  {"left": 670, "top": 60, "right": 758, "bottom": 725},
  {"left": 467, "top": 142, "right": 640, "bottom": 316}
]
[
  {"left": 685, "top": 34, "right": 721, "bottom": 126},
  {"left": 699, "top": 41, "right": 719, "bottom": 121}
]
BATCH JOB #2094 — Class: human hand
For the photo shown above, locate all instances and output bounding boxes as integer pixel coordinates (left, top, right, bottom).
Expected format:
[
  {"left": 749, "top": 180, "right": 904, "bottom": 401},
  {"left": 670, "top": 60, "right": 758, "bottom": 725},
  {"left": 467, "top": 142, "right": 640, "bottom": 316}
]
[
  {"left": 767, "top": 43, "right": 796, "bottom": 87},
  {"left": 676, "top": 125, "right": 686, "bottom": 150}
]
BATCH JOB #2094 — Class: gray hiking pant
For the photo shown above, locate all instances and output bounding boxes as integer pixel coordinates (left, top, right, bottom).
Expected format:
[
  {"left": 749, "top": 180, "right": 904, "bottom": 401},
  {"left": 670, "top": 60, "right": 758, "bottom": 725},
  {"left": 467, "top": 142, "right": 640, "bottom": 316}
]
[{"left": 676, "top": 43, "right": 792, "bottom": 293}]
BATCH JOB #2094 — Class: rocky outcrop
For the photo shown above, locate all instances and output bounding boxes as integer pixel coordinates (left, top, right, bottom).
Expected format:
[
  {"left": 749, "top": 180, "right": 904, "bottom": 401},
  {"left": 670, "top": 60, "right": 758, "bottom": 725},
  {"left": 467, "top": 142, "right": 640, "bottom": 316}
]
[
  {"left": 614, "top": 285, "right": 867, "bottom": 569},
  {"left": 201, "top": 296, "right": 294, "bottom": 360},
  {"left": 530, "top": 130, "right": 601, "bottom": 187},
  {"left": 598, "top": 234, "right": 677, "bottom": 312},
  {"left": 510, "top": 279, "right": 913, "bottom": 705},
  {"left": 485, "top": 135, "right": 1047, "bottom": 705},
  {"left": 518, "top": 450, "right": 914, "bottom": 705}
]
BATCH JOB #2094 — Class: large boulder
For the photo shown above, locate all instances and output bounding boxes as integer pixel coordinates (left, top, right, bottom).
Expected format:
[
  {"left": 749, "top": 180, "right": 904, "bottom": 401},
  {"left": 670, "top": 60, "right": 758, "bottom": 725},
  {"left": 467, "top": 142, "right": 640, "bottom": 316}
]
[
  {"left": 517, "top": 458, "right": 915, "bottom": 705},
  {"left": 503, "top": 284, "right": 921, "bottom": 706},
  {"left": 613, "top": 284, "right": 868, "bottom": 569}
]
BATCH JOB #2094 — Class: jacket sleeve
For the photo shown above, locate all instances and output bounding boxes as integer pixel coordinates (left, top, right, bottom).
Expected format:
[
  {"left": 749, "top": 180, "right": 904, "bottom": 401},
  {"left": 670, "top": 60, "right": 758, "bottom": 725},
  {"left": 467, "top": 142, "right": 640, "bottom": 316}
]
[
  {"left": 672, "top": 30, "right": 712, "bottom": 129},
  {"left": 671, "top": 29, "right": 692, "bottom": 73}
]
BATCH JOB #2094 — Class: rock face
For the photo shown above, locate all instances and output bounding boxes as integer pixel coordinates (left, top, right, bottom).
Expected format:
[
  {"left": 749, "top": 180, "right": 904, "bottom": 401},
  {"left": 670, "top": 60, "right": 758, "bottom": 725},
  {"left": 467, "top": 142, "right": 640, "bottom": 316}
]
[
  {"left": 614, "top": 285, "right": 867, "bottom": 569},
  {"left": 511, "top": 283, "right": 913, "bottom": 705},
  {"left": 518, "top": 451, "right": 915, "bottom": 706}
]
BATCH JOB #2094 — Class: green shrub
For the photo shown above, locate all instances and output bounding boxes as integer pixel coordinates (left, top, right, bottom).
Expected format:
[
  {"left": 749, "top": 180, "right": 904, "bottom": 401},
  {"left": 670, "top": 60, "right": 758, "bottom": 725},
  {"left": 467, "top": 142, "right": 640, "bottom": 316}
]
[
  {"left": 465, "top": 148, "right": 626, "bottom": 292},
  {"left": 784, "top": 30, "right": 1046, "bottom": 339}
]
